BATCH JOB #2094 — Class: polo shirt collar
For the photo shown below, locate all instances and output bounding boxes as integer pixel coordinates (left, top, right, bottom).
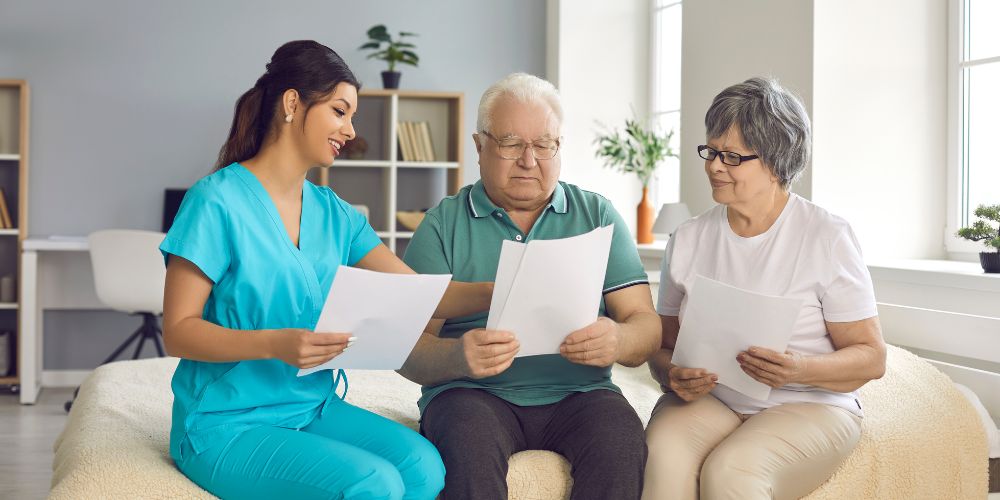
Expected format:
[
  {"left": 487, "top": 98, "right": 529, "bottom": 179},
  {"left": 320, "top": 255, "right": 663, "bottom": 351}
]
[{"left": 468, "top": 180, "right": 568, "bottom": 218}]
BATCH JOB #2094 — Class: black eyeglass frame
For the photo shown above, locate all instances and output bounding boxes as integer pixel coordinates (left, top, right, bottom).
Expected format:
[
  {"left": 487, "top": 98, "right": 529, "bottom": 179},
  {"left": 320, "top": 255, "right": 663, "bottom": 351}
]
[{"left": 697, "top": 145, "right": 759, "bottom": 167}]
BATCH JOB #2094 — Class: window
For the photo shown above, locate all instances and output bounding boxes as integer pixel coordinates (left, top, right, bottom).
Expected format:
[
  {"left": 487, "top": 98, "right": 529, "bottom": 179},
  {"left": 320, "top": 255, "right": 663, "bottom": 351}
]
[
  {"left": 651, "top": 0, "right": 682, "bottom": 206},
  {"left": 948, "top": 0, "right": 1000, "bottom": 253}
]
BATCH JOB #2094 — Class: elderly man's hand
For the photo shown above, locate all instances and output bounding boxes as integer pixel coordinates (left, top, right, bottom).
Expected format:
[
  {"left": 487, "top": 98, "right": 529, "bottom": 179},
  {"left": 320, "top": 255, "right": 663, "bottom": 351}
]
[
  {"left": 459, "top": 328, "right": 520, "bottom": 379},
  {"left": 559, "top": 317, "right": 621, "bottom": 367},
  {"left": 737, "top": 347, "right": 806, "bottom": 388}
]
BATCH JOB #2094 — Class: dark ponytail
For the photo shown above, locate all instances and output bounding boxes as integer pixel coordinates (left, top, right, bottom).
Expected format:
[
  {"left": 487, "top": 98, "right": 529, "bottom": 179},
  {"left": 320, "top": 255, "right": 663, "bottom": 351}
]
[{"left": 215, "top": 40, "right": 361, "bottom": 170}]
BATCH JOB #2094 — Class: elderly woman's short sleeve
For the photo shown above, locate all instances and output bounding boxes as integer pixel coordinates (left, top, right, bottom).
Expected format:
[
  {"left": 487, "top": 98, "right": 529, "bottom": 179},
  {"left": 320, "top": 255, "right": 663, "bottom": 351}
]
[
  {"left": 656, "top": 235, "right": 684, "bottom": 316},
  {"left": 820, "top": 227, "right": 878, "bottom": 322},
  {"left": 159, "top": 182, "right": 232, "bottom": 283}
]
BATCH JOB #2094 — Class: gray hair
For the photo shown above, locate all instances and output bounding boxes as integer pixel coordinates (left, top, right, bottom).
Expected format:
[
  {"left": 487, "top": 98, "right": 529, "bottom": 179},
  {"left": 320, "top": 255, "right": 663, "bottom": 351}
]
[
  {"left": 705, "top": 77, "right": 811, "bottom": 188},
  {"left": 476, "top": 73, "right": 563, "bottom": 134}
]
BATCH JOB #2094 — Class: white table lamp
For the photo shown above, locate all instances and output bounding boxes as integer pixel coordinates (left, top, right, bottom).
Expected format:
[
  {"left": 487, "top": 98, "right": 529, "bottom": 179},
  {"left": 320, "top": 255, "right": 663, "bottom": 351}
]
[{"left": 651, "top": 202, "right": 691, "bottom": 238}]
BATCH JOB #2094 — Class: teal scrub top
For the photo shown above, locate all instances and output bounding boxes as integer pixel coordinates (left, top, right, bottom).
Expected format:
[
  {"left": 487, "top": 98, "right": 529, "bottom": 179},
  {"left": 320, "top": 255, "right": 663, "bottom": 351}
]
[{"left": 159, "top": 163, "right": 381, "bottom": 460}]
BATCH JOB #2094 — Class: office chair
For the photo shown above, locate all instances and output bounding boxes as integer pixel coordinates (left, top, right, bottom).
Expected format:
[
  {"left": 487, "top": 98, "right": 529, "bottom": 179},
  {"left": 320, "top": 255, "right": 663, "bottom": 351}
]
[{"left": 65, "top": 230, "right": 167, "bottom": 412}]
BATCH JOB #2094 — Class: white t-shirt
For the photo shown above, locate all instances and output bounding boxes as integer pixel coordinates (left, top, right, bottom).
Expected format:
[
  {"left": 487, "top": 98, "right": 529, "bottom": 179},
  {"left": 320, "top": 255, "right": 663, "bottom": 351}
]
[{"left": 657, "top": 194, "right": 877, "bottom": 417}]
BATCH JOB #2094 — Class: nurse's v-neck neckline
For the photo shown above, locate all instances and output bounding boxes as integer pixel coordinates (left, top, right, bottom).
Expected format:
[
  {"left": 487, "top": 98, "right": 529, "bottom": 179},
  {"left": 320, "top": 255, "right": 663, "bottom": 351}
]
[{"left": 232, "top": 163, "right": 311, "bottom": 253}]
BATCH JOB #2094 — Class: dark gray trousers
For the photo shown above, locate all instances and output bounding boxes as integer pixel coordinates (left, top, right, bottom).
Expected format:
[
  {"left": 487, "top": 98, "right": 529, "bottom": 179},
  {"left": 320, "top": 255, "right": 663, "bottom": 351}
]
[{"left": 420, "top": 387, "right": 647, "bottom": 500}]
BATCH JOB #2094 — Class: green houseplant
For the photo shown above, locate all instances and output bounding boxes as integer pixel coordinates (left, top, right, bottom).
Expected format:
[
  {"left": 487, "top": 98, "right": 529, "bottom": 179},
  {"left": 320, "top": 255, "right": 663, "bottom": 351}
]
[
  {"left": 359, "top": 25, "right": 419, "bottom": 89},
  {"left": 956, "top": 203, "right": 1000, "bottom": 273},
  {"left": 594, "top": 119, "right": 677, "bottom": 243}
]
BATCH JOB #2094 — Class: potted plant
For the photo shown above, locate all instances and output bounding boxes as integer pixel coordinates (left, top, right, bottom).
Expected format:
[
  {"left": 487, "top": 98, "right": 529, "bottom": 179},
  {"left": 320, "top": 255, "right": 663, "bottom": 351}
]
[
  {"left": 359, "top": 24, "right": 419, "bottom": 89},
  {"left": 594, "top": 119, "right": 677, "bottom": 243},
  {"left": 957, "top": 204, "right": 1000, "bottom": 273}
]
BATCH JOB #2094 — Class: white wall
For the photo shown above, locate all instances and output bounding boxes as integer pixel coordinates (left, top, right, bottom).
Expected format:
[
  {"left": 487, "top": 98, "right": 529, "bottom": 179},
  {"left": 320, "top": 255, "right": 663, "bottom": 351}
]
[
  {"left": 812, "top": 0, "right": 949, "bottom": 260},
  {"left": 0, "top": 0, "right": 546, "bottom": 237},
  {"left": 547, "top": 0, "right": 650, "bottom": 235},
  {"left": 0, "top": 0, "right": 547, "bottom": 370},
  {"left": 679, "top": 0, "right": 814, "bottom": 217}
]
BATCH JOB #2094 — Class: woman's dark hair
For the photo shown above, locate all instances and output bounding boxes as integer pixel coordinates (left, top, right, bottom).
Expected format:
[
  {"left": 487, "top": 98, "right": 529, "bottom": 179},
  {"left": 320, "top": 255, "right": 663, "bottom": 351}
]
[{"left": 215, "top": 40, "right": 361, "bottom": 170}]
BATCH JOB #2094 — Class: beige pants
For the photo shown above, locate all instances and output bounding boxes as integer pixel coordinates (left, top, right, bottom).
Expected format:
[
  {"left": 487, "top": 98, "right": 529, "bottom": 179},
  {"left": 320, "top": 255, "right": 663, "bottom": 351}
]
[{"left": 642, "top": 393, "right": 862, "bottom": 500}]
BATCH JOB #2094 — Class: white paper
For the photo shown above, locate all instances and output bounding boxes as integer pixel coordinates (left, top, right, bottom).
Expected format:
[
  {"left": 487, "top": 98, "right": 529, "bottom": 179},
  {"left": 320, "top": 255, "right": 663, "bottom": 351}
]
[
  {"left": 297, "top": 266, "right": 451, "bottom": 375},
  {"left": 672, "top": 275, "right": 803, "bottom": 401},
  {"left": 486, "top": 225, "right": 614, "bottom": 357}
]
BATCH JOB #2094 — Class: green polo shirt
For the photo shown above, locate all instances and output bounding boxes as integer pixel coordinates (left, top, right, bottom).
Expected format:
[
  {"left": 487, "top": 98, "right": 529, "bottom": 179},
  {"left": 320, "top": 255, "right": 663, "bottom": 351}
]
[{"left": 403, "top": 180, "right": 649, "bottom": 414}]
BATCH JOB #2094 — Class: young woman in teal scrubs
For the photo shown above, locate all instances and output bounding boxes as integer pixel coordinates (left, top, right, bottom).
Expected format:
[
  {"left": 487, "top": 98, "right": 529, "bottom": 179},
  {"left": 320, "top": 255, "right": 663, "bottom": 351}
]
[{"left": 159, "top": 40, "right": 490, "bottom": 500}]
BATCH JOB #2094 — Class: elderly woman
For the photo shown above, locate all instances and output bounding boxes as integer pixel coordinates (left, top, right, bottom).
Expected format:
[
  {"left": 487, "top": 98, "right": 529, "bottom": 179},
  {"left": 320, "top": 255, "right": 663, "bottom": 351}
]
[{"left": 643, "top": 77, "right": 886, "bottom": 500}]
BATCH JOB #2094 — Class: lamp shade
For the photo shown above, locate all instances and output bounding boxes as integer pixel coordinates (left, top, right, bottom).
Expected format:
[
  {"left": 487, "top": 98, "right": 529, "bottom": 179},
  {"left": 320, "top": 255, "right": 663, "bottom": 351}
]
[{"left": 651, "top": 202, "right": 691, "bottom": 237}]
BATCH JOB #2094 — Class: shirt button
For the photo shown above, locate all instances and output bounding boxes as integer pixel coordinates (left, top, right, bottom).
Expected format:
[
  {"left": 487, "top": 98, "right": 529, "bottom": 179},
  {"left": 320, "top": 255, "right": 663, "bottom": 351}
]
[
  {"left": 495, "top": 212, "right": 503, "bottom": 218},
  {"left": 515, "top": 235, "right": 523, "bottom": 241}
]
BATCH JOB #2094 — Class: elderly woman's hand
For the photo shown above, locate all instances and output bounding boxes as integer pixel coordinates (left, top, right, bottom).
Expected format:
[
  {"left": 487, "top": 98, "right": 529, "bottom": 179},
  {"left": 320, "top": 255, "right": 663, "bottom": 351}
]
[
  {"left": 737, "top": 347, "right": 806, "bottom": 388},
  {"left": 667, "top": 365, "right": 717, "bottom": 402},
  {"left": 560, "top": 317, "right": 621, "bottom": 367}
]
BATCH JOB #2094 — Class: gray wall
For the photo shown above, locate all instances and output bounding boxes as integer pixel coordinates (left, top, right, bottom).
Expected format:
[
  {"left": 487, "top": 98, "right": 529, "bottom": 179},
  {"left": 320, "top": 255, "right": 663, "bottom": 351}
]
[{"left": 0, "top": 0, "right": 546, "bottom": 370}]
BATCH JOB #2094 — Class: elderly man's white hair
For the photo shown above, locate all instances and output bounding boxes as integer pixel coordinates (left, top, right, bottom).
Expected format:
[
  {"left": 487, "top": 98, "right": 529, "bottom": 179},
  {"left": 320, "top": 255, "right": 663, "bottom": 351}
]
[{"left": 476, "top": 73, "right": 564, "bottom": 135}]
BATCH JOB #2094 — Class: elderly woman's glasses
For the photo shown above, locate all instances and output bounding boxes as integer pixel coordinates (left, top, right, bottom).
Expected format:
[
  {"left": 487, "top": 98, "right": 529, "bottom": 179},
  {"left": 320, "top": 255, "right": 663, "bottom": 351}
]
[
  {"left": 481, "top": 130, "right": 561, "bottom": 160},
  {"left": 697, "top": 145, "right": 759, "bottom": 167}
]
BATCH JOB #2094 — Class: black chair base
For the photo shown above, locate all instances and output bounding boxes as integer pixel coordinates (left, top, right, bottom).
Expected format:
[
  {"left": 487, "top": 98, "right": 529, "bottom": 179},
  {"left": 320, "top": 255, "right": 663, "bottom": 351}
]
[{"left": 65, "top": 312, "right": 164, "bottom": 413}]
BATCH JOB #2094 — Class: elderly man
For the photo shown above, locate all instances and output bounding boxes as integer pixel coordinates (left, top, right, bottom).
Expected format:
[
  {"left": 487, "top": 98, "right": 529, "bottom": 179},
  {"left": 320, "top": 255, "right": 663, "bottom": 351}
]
[{"left": 399, "top": 73, "right": 661, "bottom": 500}]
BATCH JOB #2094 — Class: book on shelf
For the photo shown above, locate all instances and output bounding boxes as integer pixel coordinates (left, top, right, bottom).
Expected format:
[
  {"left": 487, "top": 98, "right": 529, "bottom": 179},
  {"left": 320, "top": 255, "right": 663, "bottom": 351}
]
[
  {"left": 397, "top": 121, "right": 415, "bottom": 162},
  {"left": 407, "top": 121, "right": 423, "bottom": 161},
  {"left": 418, "top": 121, "right": 435, "bottom": 162},
  {"left": 0, "top": 188, "right": 12, "bottom": 229}
]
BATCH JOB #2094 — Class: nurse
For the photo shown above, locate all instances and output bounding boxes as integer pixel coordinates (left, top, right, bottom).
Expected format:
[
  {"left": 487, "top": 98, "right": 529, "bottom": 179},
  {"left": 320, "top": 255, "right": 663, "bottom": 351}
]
[{"left": 160, "top": 40, "right": 491, "bottom": 500}]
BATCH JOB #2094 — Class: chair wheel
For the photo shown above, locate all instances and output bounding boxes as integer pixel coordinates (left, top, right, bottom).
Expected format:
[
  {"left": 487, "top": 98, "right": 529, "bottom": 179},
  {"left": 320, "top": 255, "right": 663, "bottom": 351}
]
[{"left": 64, "top": 400, "right": 73, "bottom": 413}]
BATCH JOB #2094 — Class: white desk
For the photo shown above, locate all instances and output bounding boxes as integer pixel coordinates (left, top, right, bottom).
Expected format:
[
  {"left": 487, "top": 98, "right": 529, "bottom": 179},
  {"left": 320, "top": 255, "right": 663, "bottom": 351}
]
[{"left": 19, "top": 237, "right": 102, "bottom": 404}]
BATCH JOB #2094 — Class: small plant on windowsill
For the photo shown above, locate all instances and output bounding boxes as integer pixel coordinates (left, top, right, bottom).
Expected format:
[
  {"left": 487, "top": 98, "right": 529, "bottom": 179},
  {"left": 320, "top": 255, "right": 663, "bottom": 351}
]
[{"left": 956, "top": 204, "right": 1000, "bottom": 273}]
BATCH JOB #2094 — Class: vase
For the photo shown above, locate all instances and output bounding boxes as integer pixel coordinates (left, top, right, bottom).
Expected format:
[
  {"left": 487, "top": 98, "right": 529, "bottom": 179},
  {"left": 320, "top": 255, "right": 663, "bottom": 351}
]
[
  {"left": 381, "top": 71, "right": 401, "bottom": 89},
  {"left": 637, "top": 186, "right": 654, "bottom": 244},
  {"left": 980, "top": 251, "right": 1000, "bottom": 273}
]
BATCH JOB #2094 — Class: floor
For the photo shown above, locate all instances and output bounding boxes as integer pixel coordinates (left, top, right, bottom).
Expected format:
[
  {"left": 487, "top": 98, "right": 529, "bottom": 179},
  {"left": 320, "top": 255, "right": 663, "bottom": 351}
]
[{"left": 0, "top": 387, "right": 72, "bottom": 500}]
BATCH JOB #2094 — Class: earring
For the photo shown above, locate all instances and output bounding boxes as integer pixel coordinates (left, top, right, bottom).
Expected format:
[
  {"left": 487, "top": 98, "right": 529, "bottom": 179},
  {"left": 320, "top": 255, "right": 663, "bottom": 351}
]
[{"left": 284, "top": 114, "right": 293, "bottom": 123}]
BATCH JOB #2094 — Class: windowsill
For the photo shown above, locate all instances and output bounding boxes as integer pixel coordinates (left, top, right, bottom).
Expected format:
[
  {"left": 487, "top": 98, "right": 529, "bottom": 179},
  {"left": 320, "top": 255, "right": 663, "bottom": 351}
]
[{"left": 866, "top": 258, "right": 1000, "bottom": 293}]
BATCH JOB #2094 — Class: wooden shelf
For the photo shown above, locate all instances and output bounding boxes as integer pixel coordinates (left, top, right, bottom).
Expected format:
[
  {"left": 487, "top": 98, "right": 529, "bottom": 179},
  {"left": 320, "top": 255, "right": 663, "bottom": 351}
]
[
  {"left": 397, "top": 161, "right": 460, "bottom": 169},
  {"left": 333, "top": 160, "right": 392, "bottom": 168},
  {"left": 0, "top": 80, "right": 28, "bottom": 401}
]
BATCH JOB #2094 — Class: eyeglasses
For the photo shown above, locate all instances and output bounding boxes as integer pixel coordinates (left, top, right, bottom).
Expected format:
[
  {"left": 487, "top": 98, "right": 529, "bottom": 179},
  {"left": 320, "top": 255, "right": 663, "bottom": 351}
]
[
  {"left": 480, "top": 130, "right": 561, "bottom": 160},
  {"left": 697, "top": 145, "right": 759, "bottom": 167}
]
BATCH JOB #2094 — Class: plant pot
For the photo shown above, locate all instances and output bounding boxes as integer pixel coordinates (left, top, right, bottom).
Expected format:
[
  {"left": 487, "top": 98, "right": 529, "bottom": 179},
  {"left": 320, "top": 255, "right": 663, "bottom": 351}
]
[
  {"left": 980, "top": 251, "right": 1000, "bottom": 273},
  {"left": 381, "top": 71, "right": 401, "bottom": 89},
  {"left": 636, "top": 186, "right": 654, "bottom": 244}
]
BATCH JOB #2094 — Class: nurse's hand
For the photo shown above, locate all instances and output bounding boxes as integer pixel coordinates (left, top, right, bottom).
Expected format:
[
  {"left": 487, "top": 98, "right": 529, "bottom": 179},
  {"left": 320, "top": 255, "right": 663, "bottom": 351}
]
[
  {"left": 268, "top": 330, "right": 355, "bottom": 369},
  {"left": 459, "top": 328, "right": 519, "bottom": 378},
  {"left": 667, "top": 365, "right": 717, "bottom": 402}
]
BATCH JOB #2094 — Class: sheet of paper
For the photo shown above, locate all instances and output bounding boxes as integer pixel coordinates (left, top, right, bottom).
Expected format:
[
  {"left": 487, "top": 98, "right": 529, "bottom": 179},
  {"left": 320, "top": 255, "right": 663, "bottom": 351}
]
[
  {"left": 486, "top": 225, "right": 614, "bottom": 357},
  {"left": 298, "top": 266, "right": 451, "bottom": 375},
  {"left": 485, "top": 240, "right": 525, "bottom": 331},
  {"left": 672, "top": 275, "right": 803, "bottom": 401}
]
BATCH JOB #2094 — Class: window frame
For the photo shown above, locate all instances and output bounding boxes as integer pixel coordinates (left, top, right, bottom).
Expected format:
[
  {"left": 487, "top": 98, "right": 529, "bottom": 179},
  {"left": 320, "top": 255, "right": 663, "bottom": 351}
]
[
  {"left": 650, "top": 0, "right": 683, "bottom": 208},
  {"left": 945, "top": 0, "right": 1000, "bottom": 256}
]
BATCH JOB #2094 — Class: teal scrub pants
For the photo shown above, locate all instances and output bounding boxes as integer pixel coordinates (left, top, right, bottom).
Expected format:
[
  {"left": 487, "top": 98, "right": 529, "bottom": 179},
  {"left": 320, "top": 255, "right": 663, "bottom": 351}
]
[{"left": 175, "top": 397, "right": 445, "bottom": 500}]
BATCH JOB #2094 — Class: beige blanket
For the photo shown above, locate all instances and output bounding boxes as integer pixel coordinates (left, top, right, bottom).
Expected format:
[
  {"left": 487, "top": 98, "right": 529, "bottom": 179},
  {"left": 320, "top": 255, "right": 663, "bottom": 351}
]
[{"left": 50, "top": 345, "right": 986, "bottom": 499}]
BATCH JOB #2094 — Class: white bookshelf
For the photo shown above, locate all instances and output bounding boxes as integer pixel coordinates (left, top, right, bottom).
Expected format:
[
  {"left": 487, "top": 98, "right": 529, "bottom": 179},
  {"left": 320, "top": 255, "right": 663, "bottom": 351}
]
[{"left": 314, "top": 90, "right": 463, "bottom": 255}]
